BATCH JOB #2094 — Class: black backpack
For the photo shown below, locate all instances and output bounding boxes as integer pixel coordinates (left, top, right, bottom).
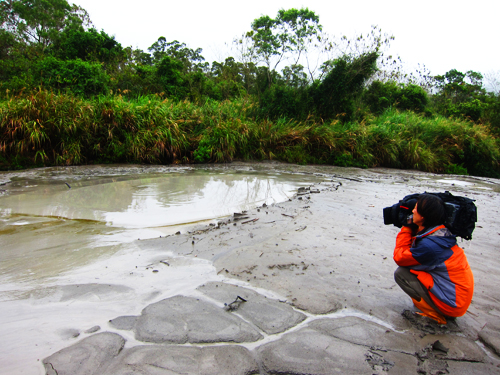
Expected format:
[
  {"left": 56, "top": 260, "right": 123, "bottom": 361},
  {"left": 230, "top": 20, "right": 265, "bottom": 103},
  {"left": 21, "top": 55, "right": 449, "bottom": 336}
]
[{"left": 401, "top": 191, "right": 477, "bottom": 240}]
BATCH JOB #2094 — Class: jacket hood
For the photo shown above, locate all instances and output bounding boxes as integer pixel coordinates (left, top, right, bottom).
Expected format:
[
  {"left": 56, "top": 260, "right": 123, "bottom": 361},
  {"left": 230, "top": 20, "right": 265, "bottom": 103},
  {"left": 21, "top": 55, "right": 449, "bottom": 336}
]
[
  {"left": 411, "top": 226, "right": 457, "bottom": 267},
  {"left": 421, "top": 227, "right": 457, "bottom": 248}
]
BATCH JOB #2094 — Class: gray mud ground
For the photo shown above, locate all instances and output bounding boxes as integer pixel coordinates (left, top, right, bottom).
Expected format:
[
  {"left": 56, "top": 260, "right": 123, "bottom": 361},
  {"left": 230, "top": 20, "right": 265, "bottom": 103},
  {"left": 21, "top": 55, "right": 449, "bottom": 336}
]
[{"left": 3, "top": 163, "right": 500, "bottom": 374}]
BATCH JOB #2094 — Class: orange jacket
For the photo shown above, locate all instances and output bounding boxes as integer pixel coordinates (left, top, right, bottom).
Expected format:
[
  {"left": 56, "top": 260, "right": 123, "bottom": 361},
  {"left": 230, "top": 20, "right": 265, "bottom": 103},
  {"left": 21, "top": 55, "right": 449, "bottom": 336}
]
[{"left": 394, "top": 225, "right": 474, "bottom": 317}]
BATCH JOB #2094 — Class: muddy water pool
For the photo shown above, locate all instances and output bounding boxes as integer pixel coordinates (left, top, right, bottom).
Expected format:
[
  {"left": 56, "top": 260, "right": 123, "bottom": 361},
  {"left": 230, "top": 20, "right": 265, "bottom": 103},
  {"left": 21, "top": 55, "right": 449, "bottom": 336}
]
[
  {"left": 0, "top": 165, "right": 322, "bottom": 285},
  {"left": 0, "top": 164, "right": 323, "bottom": 374}
]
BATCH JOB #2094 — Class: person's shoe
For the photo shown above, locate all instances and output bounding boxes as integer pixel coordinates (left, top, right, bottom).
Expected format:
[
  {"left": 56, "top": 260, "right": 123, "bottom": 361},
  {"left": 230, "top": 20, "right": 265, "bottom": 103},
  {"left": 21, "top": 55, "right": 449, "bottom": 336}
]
[{"left": 411, "top": 298, "right": 447, "bottom": 325}]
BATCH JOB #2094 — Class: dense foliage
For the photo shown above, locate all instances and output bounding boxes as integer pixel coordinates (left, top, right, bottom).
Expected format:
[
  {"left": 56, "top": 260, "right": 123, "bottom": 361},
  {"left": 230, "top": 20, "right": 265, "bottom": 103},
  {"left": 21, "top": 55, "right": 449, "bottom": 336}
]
[{"left": 1, "top": 1, "right": 499, "bottom": 177}]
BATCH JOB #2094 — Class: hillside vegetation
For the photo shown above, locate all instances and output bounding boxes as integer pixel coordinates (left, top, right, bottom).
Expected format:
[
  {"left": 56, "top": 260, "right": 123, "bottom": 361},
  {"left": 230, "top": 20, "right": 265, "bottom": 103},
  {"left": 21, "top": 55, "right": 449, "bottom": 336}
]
[{"left": 1, "top": 2, "right": 499, "bottom": 177}]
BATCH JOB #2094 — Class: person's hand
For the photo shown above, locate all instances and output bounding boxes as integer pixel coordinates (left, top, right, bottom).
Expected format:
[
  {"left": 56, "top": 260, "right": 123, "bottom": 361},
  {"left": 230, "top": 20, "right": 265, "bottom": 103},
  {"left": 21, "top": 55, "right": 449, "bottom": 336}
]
[
  {"left": 403, "top": 220, "right": 418, "bottom": 232},
  {"left": 402, "top": 205, "right": 419, "bottom": 234}
]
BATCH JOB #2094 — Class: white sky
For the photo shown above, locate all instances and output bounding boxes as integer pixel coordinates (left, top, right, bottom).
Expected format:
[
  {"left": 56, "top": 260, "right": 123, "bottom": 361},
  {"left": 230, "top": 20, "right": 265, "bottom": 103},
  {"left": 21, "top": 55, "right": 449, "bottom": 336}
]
[{"left": 72, "top": 0, "right": 499, "bottom": 77}]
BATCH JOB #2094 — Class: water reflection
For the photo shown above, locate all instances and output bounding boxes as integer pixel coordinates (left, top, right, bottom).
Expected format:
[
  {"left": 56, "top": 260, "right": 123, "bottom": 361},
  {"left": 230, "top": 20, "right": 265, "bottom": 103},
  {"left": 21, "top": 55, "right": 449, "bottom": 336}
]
[
  {"left": 106, "top": 173, "right": 301, "bottom": 228},
  {"left": 1, "top": 171, "right": 311, "bottom": 228},
  {"left": 0, "top": 167, "right": 320, "bottom": 285}
]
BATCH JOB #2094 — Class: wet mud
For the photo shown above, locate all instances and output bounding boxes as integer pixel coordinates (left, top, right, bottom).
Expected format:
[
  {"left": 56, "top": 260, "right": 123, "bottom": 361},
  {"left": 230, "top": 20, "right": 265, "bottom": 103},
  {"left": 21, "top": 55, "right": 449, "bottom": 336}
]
[{"left": 1, "top": 162, "right": 500, "bottom": 374}]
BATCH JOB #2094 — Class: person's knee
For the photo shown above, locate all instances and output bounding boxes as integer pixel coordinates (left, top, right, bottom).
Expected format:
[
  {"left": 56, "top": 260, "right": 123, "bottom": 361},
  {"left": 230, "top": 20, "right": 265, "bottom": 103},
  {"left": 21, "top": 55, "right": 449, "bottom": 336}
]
[
  {"left": 394, "top": 267, "right": 416, "bottom": 293},
  {"left": 394, "top": 266, "right": 406, "bottom": 283}
]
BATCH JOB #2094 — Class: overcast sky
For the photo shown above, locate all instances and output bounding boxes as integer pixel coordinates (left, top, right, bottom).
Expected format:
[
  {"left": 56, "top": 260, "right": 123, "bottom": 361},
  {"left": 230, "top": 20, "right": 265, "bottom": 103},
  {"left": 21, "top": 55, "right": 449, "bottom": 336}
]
[{"left": 72, "top": 0, "right": 499, "bottom": 78}]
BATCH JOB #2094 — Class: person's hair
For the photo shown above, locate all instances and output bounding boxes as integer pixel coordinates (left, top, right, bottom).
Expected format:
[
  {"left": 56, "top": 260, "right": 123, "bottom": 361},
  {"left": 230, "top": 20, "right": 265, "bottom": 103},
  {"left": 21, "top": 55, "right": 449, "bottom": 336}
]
[{"left": 416, "top": 194, "right": 446, "bottom": 228}]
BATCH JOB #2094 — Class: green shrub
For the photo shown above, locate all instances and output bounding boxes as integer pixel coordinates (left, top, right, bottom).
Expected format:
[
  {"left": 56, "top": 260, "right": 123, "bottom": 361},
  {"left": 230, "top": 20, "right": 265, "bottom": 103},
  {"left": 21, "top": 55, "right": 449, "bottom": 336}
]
[
  {"left": 32, "top": 56, "right": 109, "bottom": 96},
  {"left": 445, "top": 163, "right": 468, "bottom": 175},
  {"left": 259, "top": 85, "right": 304, "bottom": 119},
  {"left": 156, "top": 56, "right": 186, "bottom": 100},
  {"left": 364, "top": 80, "right": 400, "bottom": 114},
  {"left": 450, "top": 99, "right": 483, "bottom": 122},
  {"left": 193, "top": 143, "right": 211, "bottom": 163},
  {"left": 364, "top": 81, "right": 428, "bottom": 114},
  {"left": 1, "top": 91, "right": 499, "bottom": 178},
  {"left": 396, "top": 84, "right": 428, "bottom": 112},
  {"left": 313, "top": 53, "right": 378, "bottom": 121},
  {"left": 50, "top": 28, "right": 124, "bottom": 64},
  {"left": 332, "top": 152, "right": 367, "bottom": 168}
]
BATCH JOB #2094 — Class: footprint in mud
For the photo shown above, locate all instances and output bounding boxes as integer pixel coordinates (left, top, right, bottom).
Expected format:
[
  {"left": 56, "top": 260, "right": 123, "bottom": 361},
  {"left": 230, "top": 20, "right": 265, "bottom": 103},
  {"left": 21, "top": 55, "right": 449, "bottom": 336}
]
[{"left": 402, "top": 310, "right": 461, "bottom": 334}]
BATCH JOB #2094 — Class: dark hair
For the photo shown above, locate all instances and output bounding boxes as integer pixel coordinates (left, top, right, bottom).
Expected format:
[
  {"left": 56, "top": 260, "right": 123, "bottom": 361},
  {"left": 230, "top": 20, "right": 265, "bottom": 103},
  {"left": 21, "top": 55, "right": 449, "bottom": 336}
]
[{"left": 416, "top": 194, "right": 446, "bottom": 228}]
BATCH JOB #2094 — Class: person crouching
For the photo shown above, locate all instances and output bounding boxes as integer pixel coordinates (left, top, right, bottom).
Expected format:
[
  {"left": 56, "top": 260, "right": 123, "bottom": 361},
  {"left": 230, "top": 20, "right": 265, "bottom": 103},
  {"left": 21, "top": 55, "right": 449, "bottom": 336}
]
[{"left": 393, "top": 194, "right": 474, "bottom": 324}]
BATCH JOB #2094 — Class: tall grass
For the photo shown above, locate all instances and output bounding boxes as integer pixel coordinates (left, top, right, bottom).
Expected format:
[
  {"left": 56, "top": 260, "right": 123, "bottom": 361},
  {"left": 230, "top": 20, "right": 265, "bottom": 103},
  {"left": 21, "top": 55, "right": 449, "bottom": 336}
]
[
  {"left": 362, "top": 110, "right": 500, "bottom": 176},
  {"left": 1, "top": 90, "right": 499, "bottom": 177}
]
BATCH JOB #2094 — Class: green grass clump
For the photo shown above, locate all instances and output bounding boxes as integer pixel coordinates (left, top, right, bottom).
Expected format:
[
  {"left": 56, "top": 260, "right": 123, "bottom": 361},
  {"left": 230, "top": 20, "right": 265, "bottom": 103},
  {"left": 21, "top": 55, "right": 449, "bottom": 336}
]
[
  {"left": 363, "top": 110, "right": 500, "bottom": 177},
  {"left": 1, "top": 90, "right": 499, "bottom": 178}
]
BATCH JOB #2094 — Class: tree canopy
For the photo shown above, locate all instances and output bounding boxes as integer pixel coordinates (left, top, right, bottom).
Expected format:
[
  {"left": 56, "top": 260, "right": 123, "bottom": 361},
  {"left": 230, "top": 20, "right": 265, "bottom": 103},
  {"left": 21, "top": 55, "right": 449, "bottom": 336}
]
[
  {"left": 0, "top": 2, "right": 498, "bottom": 130},
  {"left": 0, "top": 0, "right": 89, "bottom": 49}
]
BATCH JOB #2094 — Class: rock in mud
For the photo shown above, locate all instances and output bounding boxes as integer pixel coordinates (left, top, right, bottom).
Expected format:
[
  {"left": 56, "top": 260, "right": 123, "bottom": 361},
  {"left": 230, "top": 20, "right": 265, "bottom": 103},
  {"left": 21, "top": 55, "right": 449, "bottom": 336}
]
[
  {"left": 256, "top": 327, "right": 374, "bottom": 374},
  {"left": 133, "top": 295, "right": 263, "bottom": 344},
  {"left": 101, "top": 345, "right": 259, "bottom": 375},
  {"left": 308, "top": 316, "right": 419, "bottom": 354},
  {"left": 43, "top": 332, "right": 125, "bottom": 375},
  {"left": 108, "top": 315, "right": 138, "bottom": 330},
  {"left": 84, "top": 325, "right": 101, "bottom": 334},
  {"left": 198, "top": 282, "right": 306, "bottom": 334}
]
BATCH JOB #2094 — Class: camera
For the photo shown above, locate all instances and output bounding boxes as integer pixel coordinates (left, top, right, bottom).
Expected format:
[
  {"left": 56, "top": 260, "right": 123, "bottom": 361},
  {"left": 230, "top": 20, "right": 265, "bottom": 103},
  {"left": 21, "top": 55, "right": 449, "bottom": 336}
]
[
  {"left": 383, "top": 191, "right": 477, "bottom": 240},
  {"left": 383, "top": 194, "right": 419, "bottom": 228}
]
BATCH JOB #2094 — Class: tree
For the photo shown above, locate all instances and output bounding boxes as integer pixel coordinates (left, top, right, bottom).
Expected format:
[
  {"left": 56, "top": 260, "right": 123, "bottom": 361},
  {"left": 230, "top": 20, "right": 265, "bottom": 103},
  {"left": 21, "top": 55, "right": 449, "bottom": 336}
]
[
  {"left": 148, "top": 36, "right": 168, "bottom": 63},
  {"left": 432, "top": 69, "right": 487, "bottom": 121},
  {"left": 313, "top": 52, "right": 378, "bottom": 121},
  {"left": 0, "top": 28, "right": 16, "bottom": 59},
  {"left": 275, "top": 8, "right": 322, "bottom": 67},
  {"left": 319, "top": 26, "right": 396, "bottom": 81},
  {"left": 239, "top": 8, "right": 322, "bottom": 86},
  {"left": 0, "top": 28, "right": 17, "bottom": 82},
  {"left": 50, "top": 28, "right": 124, "bottom": 65},
  {"left": 148, "top": 37, "right": 207, "bottom": 73},
  {"left": 0, "top": 0, "right": 90, "bottom": 51},
  {"left": 209, "top": 57, "right": 248, "bottom": 100},
  {"left": 281, "top": 64, "right": 308, "bottom": 88},
  {"left": 156, "top": 55, "right": 185, "bottom": 99},
  {"left": 123, "top": 47, "right": 152, "bottom": 66},
  {"left": 144, "top": 37, "right": 212, "bottom": 100},
  {"left": 434, "top": 69, "right": 485, "bottom": 104}
]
